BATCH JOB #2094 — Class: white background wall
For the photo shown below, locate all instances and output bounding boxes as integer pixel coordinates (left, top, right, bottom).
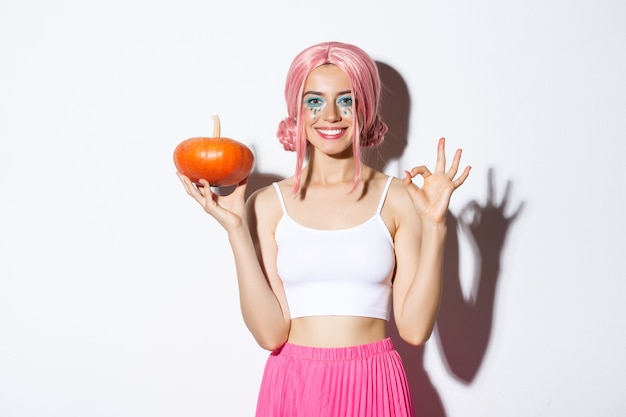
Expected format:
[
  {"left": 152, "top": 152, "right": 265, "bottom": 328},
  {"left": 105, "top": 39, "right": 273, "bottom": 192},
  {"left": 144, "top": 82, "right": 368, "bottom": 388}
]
[{"left": 1, "top": 0, "right": 625, "bottom": 416}]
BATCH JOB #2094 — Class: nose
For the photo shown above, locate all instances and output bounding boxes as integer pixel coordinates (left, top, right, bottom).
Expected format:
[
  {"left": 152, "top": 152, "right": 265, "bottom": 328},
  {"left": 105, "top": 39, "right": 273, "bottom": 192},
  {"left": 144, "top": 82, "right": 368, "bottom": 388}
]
[{"left": 322, "top": 102, "right": 342, "bottom": 122}]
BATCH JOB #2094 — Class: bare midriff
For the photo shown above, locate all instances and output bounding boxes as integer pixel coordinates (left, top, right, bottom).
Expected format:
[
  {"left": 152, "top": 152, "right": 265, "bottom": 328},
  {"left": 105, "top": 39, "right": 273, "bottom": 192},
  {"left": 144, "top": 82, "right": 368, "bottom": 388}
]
[{"left": 287, "top": 316, "right": 388, "bottom": 348}]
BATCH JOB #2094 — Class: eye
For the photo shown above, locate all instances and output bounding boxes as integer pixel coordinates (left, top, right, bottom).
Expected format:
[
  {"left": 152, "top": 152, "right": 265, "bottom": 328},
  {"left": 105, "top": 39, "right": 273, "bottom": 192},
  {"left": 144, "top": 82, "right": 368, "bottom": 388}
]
[
  {"left": 304, "top": 96, "right": 325, "bottom": 109},
  {"left": 337, "top": 95, "right": 353, "bottom": 107}
]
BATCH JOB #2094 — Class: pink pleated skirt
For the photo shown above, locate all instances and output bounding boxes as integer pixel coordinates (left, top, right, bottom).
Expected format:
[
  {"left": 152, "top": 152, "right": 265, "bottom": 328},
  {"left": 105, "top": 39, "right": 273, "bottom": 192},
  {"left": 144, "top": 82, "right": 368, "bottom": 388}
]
[{"left": 255, "top": 338, "right": 414, "bottom": 417}]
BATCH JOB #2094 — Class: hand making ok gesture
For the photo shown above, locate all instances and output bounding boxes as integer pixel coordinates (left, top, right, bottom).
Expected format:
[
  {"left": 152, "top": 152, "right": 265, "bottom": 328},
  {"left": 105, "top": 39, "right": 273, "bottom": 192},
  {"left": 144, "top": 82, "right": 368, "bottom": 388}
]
[{"left": 402, "top": 137, "right": 471, "bottom": 224}]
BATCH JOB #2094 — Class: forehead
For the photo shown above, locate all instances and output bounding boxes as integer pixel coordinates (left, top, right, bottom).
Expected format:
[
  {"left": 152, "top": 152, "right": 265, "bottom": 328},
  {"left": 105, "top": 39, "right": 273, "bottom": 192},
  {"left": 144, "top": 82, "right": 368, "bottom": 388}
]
[{"left": 303, "top": 64, "right": 352, "bottom": 93}]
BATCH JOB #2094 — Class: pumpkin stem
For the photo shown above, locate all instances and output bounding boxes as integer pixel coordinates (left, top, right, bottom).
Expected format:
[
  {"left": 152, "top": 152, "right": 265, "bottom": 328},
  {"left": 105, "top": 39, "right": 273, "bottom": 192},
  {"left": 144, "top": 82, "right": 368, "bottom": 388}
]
[{"left": 212, "top": 115, "right": 221, "bottom": 137}]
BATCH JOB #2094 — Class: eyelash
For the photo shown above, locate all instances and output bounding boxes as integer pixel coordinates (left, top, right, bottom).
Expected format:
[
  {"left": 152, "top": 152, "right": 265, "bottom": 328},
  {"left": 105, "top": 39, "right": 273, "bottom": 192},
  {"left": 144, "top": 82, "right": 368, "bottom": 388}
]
[
  {"left": 305, "top": 97, "right": 325, "bottom": 109},
  {"left": 337, "top": 96, "right": 353, "bottom": 107}
]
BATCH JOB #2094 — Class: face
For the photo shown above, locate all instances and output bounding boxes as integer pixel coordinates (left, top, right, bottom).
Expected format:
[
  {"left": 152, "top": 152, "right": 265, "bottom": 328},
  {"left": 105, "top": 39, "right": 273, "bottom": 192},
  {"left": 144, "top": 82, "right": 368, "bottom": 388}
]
[{"left": 301, "top": 64, "right": 355, "bottom": 157}]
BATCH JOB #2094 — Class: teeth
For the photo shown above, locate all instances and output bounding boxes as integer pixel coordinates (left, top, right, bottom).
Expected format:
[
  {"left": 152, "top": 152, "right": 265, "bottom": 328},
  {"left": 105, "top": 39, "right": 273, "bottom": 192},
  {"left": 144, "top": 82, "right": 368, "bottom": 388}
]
[{"left": 318, "top": 129, "right": 343, "bottom": 135}]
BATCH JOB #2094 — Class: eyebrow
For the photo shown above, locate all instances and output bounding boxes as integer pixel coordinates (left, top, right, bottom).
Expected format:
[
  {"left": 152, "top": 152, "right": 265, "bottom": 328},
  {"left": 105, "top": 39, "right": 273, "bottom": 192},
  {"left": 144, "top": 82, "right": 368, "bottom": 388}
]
[{"left": 303, "top": 90, "right": 353, "bottom": 97}]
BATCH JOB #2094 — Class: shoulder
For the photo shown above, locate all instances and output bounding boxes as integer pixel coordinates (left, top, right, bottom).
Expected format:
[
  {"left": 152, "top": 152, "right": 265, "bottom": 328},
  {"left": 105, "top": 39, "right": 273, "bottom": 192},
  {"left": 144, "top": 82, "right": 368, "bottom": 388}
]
[
  {"left": 246, "top": 178, "right": 292, "bottom": 209},
  {"left": 246, "top": 179, "right": 292, "bottom": 230},
  {"left": 384, "top": 176, "right": 413, "bottom": 209},
  {"left": 359, "top": 168, "right": 408, "bottom": 208},
  {"left": 382, "top": 175, "right": 421, "bottom": 232}
]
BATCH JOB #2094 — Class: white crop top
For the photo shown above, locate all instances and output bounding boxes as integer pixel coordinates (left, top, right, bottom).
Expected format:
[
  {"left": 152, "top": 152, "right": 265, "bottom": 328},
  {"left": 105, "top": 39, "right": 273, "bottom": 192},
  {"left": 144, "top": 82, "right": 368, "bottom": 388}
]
[{"left": 273, "top": 176, "right": 395, "bottom": 321}]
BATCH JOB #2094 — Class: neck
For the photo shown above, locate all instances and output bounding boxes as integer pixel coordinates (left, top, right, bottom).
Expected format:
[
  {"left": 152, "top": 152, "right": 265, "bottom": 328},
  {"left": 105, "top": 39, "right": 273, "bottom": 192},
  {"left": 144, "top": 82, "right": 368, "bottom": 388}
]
[{"left": 304, "top": 149, "right": 360, "bottom": 186}]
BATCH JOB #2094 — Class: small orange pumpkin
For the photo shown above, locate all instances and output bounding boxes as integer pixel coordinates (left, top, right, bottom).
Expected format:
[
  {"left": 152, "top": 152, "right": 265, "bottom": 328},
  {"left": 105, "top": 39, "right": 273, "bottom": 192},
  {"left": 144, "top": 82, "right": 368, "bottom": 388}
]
[{"left": 174, "top": 115, "right": 255, "bottom": 186}]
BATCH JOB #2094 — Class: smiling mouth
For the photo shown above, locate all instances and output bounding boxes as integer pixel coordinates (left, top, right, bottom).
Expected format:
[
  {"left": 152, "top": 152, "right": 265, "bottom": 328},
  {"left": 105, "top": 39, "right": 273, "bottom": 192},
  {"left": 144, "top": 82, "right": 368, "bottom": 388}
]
[{"left": 316, "top": 128, "right": 347, "bottom": 139}]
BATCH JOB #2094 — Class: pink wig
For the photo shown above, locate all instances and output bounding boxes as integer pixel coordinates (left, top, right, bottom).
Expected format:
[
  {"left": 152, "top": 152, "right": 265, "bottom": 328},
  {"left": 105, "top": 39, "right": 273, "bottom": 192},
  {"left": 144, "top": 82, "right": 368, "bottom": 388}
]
[{"left": 276, "top": 41, "right": 388, "bottom": 193}]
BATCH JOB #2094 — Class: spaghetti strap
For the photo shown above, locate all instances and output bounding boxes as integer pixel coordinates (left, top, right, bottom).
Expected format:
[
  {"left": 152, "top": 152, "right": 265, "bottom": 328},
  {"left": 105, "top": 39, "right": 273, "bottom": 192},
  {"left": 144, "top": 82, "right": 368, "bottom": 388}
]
[
  {"left": 376, "top": 176, "right": 394, "bottom": 214},
  {"left": 272, "top": 182, "right": 288, "bottom": 214}
]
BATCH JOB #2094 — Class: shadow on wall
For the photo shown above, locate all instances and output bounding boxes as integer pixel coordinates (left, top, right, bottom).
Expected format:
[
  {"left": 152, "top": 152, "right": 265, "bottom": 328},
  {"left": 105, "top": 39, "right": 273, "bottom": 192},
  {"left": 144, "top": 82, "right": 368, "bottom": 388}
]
[
  {"left": 436, "top": 169, "right": 525, "bottom": 384},
  {"left": 389, "top": 169, "right": 524, "bottom": 416},
  {"left": 244, "top": 163, "right": 284, "bottom": 201},
  {"left": 242, "top": 61, "right": 524, "bottom": 417},
  {"left": 362, "top": 62, "right": 410, "bottom": 175},
  {"left": 374, "top": 61, "right": 526, "bottom": 416}
]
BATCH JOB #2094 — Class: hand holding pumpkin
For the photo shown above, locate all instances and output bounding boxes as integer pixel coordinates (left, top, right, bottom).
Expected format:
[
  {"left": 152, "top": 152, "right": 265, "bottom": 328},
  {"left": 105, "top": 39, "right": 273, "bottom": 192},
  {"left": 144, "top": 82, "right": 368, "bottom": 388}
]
[{"left": 175, "top": 115, "right": 255, "bottom": 230}]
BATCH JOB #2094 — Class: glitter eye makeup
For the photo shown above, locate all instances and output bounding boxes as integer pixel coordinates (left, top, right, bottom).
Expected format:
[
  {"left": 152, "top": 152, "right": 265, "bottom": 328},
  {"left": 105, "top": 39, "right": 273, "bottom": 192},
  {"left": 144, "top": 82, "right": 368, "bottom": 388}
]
[
  {"left": 304, "top": 96, "right": 326, "bottom": 118},
  {"left": 304, "top": 96, "right": 325, "bottom": 108},
  {"left": 302, "top": 93, "right": 354, "bottom": 119},
  {"left": 336, "top": 95, "right": 354, "bottom": 117}
]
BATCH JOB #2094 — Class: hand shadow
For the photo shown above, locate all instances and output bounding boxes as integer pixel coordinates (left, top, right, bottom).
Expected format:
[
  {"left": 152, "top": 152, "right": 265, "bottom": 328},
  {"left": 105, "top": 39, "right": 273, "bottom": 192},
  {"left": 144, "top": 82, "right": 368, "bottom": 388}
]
[
  {"left": 389, "top": 168, "right": 524, "bottom": 415},
  {"left": 435, "top": 168, "right": 524, "bottom": 383}
]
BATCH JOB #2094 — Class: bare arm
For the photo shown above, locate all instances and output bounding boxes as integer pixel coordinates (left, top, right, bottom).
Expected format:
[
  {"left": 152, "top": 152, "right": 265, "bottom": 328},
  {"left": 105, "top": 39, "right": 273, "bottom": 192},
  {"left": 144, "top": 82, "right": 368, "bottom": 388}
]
[
  {"left": 237, "top": 188, "right": 290, "bottom": 350},
  {"left": 392, "top": 205, "right": 447, "bottom": 346},
  {"left": 390, "top": 138, "right": 470, "bottom": 346},
  {"left": 177, "top": 175, "right": 290, "bottom": 350}
]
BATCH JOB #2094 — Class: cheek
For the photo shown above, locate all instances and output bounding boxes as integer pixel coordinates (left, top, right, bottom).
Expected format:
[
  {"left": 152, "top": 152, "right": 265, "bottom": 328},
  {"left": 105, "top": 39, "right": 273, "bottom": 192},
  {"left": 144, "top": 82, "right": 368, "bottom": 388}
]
[{"left": 303, "top": 106, "right": 321, "bottom": 122}]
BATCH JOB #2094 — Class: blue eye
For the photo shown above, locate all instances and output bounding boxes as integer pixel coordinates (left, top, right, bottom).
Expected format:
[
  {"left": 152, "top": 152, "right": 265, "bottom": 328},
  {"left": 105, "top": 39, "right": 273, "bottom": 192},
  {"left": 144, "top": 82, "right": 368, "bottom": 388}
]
[
  {"left": 337, "top": 95, "right": 353, "bottom": 107},
  {"left": 304, "top": 96, "right": 325, "bottom": 109}
]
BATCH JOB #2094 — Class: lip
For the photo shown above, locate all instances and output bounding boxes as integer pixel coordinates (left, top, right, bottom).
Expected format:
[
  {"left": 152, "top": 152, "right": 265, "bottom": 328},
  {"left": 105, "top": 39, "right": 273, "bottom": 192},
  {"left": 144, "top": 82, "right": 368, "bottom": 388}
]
[{"left": 315, "top": 127, "right": 347, "bottom": 140}]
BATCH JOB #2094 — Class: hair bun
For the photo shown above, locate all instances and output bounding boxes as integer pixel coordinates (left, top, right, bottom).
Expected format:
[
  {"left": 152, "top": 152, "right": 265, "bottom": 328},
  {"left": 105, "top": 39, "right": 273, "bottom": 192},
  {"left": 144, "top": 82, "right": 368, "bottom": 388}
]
[
  {"left": 277, "top": 117, "right": 297, "bottom": 151},
  {"left": 361, "top": 115, "right": 388, "bottom": 147}
]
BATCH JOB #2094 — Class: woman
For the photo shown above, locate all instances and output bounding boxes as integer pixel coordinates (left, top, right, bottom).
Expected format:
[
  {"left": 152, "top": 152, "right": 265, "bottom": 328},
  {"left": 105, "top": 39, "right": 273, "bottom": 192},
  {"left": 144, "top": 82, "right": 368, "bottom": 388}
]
[{"left": 178, "top": 41, "right": 470, "bottom": 417}]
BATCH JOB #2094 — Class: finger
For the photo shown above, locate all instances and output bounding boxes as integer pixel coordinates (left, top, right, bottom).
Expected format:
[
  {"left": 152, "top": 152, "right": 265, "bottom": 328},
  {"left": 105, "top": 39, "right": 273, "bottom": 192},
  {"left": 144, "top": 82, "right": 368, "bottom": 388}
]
[
  {"left": 459, "top": 200, "right": 481, "bottom": 226},
  {"left": 435, "top": 137, "right": 447, "bottom": 174},
  {"left": 402, "top": 170, "right": 414, "bottom": 186},
  {"left": 403, "top": 170, "right": 425, "bottom": 189},
  {"left": 446, "top": 148, "right": 463, "bottom": 178},
  {"left": 498, "top": 179, "right": 512, "bottom": 209},
  {"left": 176, "top": 172, "right": 190, "bottom": 187},
  {"left": 184, "top": 177, "right": 216, "bottom": 209},
  {"left": 452, "top": 166, "right": 472, "bottom": 188},
  {"left": 198, "top": 179, "right": 216, "bottom": 204},
  {"left": 193, "top": 180, "right": 206, "bottom": 195},
  {"left": 406, "top": 166, "right": 432, "bottom": 178},
  {"left": 177, "top": 173, "right": 200, "bottom": 197},
  {"left": 509, "top": 200, "right": 526, "bottom": 221},
  {"left": 487, "top": 167, "right": 495, "bottom": 205}
]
